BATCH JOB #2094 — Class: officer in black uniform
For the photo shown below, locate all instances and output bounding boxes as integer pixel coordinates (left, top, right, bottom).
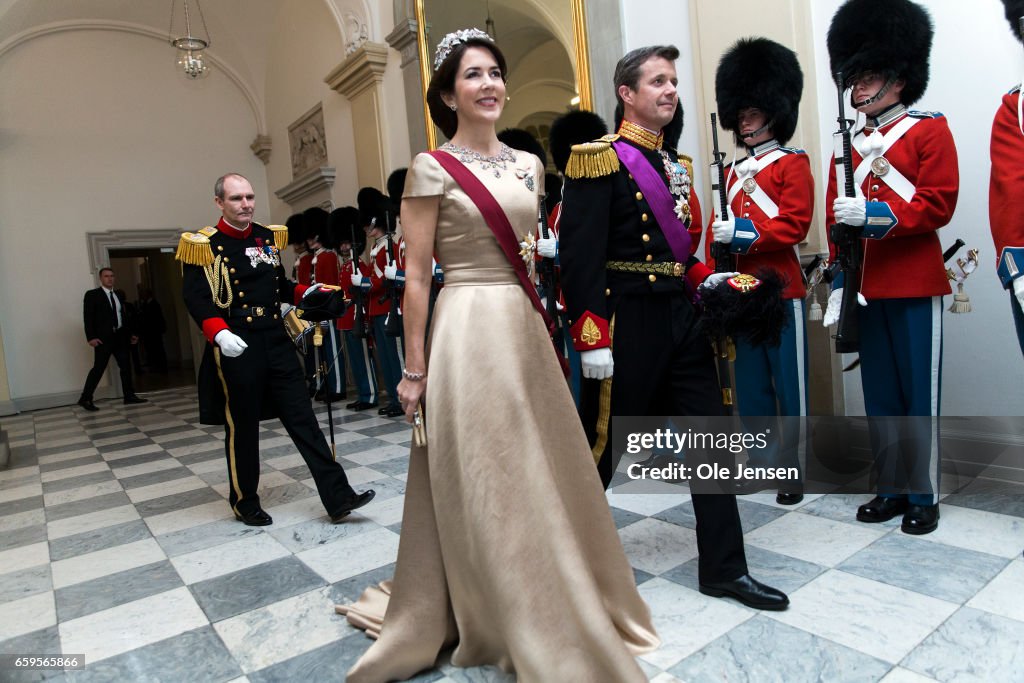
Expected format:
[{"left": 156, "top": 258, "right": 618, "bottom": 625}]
[
  {"left": 178, "top": 172, "right": 374, "bottom": 526},
  {"left": 559, "top": 46, "right": 788, "bottom": 610}
]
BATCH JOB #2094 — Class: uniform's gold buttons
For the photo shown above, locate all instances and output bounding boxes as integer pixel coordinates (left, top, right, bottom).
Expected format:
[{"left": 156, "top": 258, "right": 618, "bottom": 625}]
[
  {"left": 642, "top": 234, "right": 650, "bottom": 242},
  {"left": 628, "top": 173, "right": 634, "bottom": 180},
  {"left": 605, "top": 288, "right": 611, "bottom": 296},
  {"left": 230, "top": 268, "right": 236, "bottom": 274},
  {"left": 243, "top": 304, "right": 249, "bottom": 309},
  {"left": 641, "top": 213, "right": 649, "bottom": 222},
  {"left": 648, "top": 274, "right": 657, "bottom": 283},
  {"left": 217, "top": 246, "right": 224, "bottom": 252},
  {"left": 646, "top": 254, "right": 653, "bottom": 262},
  {"left": 273, "top": 314, "right": 279, "bottom": 319},
  {"left": 233, "top": 280, "right": 239, "bottom": 285},
  {"left": 635, "top": 192, "right": 643, "bottom": 201},
  {"left": 246, "top": 316, "right": 253, "bottom": 323},
  {"left": 223, "top": 257, "right": 229, "bottom": 263},
  {"left": 238, "top": 291, "right": 245, "bottom": 298}
]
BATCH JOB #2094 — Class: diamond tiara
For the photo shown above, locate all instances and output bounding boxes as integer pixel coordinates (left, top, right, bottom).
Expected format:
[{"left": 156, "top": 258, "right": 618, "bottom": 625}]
[{"left": 433, "top": 28, "right": 494, "bottom": 70}]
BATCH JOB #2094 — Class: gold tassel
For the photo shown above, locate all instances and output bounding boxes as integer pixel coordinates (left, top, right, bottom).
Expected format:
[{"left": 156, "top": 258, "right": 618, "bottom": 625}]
[
  {"left": 565, "top": 141, "right": 620, "bottom": 179},
  {"left": 948, "top": 282, "right": 972, "bottom": 314},
  {"left": 268, "top": 224, "right": 289, "bottom": 252},
  {"left": 175, "top": 231, "right": 214, "bottom": 267}
]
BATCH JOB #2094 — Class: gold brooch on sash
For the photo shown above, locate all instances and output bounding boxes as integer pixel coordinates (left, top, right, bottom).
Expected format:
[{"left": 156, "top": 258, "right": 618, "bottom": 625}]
[{"left": 870, "top": 157, "right": 891, "bottom": 177}]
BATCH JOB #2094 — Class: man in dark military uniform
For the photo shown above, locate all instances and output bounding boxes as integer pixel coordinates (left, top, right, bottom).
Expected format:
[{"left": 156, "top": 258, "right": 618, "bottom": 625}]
[
  {"left": 178, "top": 172, "right": 374, "bottom": 526},
  {"left": 559, "top": 46, "right": 788, "bottom": 610}
]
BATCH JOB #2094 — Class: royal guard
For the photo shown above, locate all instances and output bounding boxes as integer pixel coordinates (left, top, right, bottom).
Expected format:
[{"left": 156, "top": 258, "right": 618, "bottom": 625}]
[
  {"left": 355, "top": 187, "right": 405, "bottom": 418},
  {"left": 304, "top": 206, "right": 346, "bottom": 402},
  {"left": 825, "top": 0, "right": 959, "bottom": 534},
  {"left": 992, "top": 0, "right": 1024, "bottom": 358},
  {"left": 384, "top": 169, "right": 409, "bottom": 314},
  {"left": 286, "top": 213, "right": 308, "bottom": 282},
  {"left": 330, "top": 206, "right": 379, "bottom": 411},
  {"left": 708, "top": 37, "right": 812, "bottom": 505}
]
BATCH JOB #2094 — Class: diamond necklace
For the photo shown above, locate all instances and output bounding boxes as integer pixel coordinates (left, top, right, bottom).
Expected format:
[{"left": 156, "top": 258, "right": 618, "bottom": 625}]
[{"left": 440, "top": 141, "right": 516, "bottom": 177}]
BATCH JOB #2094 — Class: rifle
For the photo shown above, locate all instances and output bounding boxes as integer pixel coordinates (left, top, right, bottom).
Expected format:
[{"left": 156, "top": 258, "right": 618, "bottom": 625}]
[
  {"left": 537, "top": 194, "right": 563, "bottom": 349},
  {"left": 382, "top": 210, "right": 403, "bottom": 338},
  {"left": 349, "top": 225, "right": 368, "bottom": 339},
  {"left": 709, "top": 112, "right": 735, "bottom": 415},
  {"left": 829, "top": 71, "right": 863, "bottom": 354}
]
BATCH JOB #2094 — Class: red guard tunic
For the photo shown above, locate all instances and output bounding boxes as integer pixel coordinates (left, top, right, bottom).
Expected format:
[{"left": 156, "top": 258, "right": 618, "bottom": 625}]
[
  {"left": 336, "top": 257, "right": 370, "bottom": 332},
  {"left": 296, "top": 251, "right": 314, "bottom": 287},
  {"left": 825, "top": 107, "right": 959, "bottom": 299},
  {"left": 368, "top": 235, "right": 396, "bottom": 318},
  {"left": 990, "top": 87, "right": 1024, "bottom": 288}
]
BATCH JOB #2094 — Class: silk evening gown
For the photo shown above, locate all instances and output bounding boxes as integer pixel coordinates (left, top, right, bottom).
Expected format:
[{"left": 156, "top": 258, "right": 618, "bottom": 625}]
[{"left": 338, "top": 149, "right": 659, "bottom": 682}]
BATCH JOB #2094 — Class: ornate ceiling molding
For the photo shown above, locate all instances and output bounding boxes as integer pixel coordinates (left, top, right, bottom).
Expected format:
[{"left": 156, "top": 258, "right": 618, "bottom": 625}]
[
  {"left": 274, "top": 166, "right": 337, "bottom": 206},
  {"left": 324, "top": 42, "right": 389, "bottom": 100}
]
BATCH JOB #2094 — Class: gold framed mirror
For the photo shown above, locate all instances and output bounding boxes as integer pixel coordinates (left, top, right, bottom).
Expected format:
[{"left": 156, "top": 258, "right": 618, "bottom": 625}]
[{"left": 414, "top": 0, "right": 593, "bottom": 152}]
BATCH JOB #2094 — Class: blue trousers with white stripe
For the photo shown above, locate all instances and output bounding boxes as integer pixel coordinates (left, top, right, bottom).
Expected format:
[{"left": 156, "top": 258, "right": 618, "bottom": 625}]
[
  {"left": 1011, "top": 291, "right": 1024, "bottom": 359},
  {"left": 858, "top": 297, "right": 942, "bottom": 506},
  {"left": 304, "top": 324, "right": 345, "bottom": 396},
  {"left": 734, "top": 299, "right": 807, "bottom": 478},
  {"left": 343, "top": 329, "right": 378, "bottom": 404}
]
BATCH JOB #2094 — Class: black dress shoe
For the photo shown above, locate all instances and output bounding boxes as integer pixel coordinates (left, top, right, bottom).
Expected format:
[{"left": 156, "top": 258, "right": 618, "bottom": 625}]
[
  {"left": 123, "top": 395, "right": 148, "bottom": 405},
  {"left": 330, "top": 490, "right": 376, "bottom": 523},
  {"left": 234, "top": 508, "right": 273, "bottom": 526},
  {"left": 699, "top": 574, "right": 789, "bottom": 610},
  {"left": 377, "top": 406, "right": 390, "bottom": 415},
  {"left": 856, "top": 496, "right": 908, "bottom": 523},
  {"left": 348, "top": 401, "right": 378, "bottom": 411},
  {"left": 734, "top": 478, "right": 774, "bottom": 496},
  {"left": 776, "top": 492, "right": 804, "bottom": 505},
  {"left": 383, "top": 405, "right": 404, "bottom": 418},
  {"left": 902, "top": 504, "right": 939, "bottom": 535},
  {"left": 77, "top": 398, "right": 99, "bottom": 412}
]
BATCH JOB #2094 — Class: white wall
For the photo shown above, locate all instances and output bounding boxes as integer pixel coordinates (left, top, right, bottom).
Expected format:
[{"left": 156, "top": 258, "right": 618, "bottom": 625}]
[{"left": 0, "top": 29, "right": 267, "bottom": 404}]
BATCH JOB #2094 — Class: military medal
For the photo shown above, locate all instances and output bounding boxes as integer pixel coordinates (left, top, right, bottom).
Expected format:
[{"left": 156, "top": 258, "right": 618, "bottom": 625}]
[
  {"left": 742, "top": 178, "right": 757, "bottom": 195},
  {"left": 870, "top": 156, "right": 891, "bottom": 177}
]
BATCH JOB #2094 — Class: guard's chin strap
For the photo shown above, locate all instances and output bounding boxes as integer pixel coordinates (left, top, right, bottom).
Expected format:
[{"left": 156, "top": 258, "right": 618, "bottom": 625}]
[
  {"left": 851, "top": 76, "right": 896, "bottom": 109},
  {"left": 740, "top": 118, "right": 776, "bottom": 141}
]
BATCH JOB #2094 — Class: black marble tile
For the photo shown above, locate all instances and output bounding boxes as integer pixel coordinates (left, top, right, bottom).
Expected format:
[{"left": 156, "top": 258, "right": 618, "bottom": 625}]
[
  {"left": 943, "top": 478, "right": 1024, "bottom": 519},
  {"left": 0, "top": 496, "right": 44, "bottom": 517},
  {"left": 142, "top": 425, "right": 194, "bottom": 437},
  {"left": 190, "top": 555, "right": 326, "bottom": 622},
  {"left": 154, "top": 435, "right": 212, "bottom": 451},
  {"left": 368, "top": 458, "right": 408, "bottom": 479},
  {"left": 37, "top": 456, "right": 104, "bottom": 474},
  {"left": 356, "top": 423, "right": 412, "bottom": 438},
  {"left": 0, "top": 564, "right": 52, "bottom": 603},
  {"left": 171, "top": 449, "right": 222, "bottom": 467},
  {"left": 45, "top": 492, "right": 132, "bottom": 523},
  {"left": 55, "top": 561, "right": 183, "bottom": 622},
  {"left": 609, "top": 506, "right": 646, "bottom": 530},
  {"left": 115, "top": 466, "right": 193, "bottom": 490},
  {"left": 32, "top": 443, "right": 93, "bottom": 458},
  {"left": 48, "top": 520, "right": 153, "bottom": 562},
  {"left": 41, "top": 471, "right": 115, "bottom": 495},
  {"left": 134, "top": 487, "right": 223, "bottom": 517},
  {"left": 0, "top": 627, "right": 63, "bottom": 682},
  {"left": 97, "top": 438, "right": 156, "bottom": 454},
  {"left": 633, "top": 567, "right": 655, "bottom": 586},
  {"left": 327, "top": 562, "right": 396, "bottom": 606},
  {"left": 103, "top": 451, "right": 169, "bottom": 470},
  {"left": 652, "top": 500, "right": 697, "bottom": 529},
  {"left": 62, "top": 625, "right": 241, "bottom": 683},
  {"left": 329, "top": 438, "right": 393, "bottom": 457},
  {"left": 83, "top": 427, "right": 140, "bottom": 439},
  {"left": 249, "top": 633, "right": 372, "bottom": 683},
  {"left": 0, "top": 523, "right": 48, "bottom": 552}
]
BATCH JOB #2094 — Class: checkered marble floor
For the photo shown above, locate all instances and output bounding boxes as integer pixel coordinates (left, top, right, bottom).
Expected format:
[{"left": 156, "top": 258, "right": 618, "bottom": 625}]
[{"left": 1, "top": 388, "right": 1022, "bottom": 682}]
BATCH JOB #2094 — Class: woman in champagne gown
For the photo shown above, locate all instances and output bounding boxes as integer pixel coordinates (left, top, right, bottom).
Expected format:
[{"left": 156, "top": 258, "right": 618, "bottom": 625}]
[{"left": 337, "top": 29, "right": 659, "bottom": 682}]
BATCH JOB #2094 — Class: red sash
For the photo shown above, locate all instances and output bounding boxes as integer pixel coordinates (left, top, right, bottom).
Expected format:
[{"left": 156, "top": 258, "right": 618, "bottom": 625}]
[{"left": 428, "top": 150, "right": 568, "bottom": 377}]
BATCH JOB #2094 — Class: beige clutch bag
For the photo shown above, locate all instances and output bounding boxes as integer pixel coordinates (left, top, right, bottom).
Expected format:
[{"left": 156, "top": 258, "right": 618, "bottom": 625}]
[{"left": 412, "top": 403, "right": 427, "bottom": 447}]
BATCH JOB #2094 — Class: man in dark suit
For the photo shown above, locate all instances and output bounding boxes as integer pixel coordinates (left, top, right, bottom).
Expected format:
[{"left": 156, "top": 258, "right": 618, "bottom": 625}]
[{"left": 78, "top": 267, "right": 147, "bottom": 411}]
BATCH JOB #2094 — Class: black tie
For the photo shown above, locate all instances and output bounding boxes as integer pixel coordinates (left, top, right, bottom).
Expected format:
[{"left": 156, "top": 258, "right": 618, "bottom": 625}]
[{"left": 109, "top": 291, "right": 118, "bottom": 330}]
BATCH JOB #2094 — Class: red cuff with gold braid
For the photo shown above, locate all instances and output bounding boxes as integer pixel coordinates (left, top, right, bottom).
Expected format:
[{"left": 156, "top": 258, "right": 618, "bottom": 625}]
[
  {"left": 570, "top": 311, "right": 610, "bottom": 352},
  {"left": 294, "top": 284, "right": 310, "bottom": 305},
  {"left": 202, "top": 318, "right": 230, "bottom": 344},
  {"left": 686, "top": 261, "right": 713, "bottom": 292}
]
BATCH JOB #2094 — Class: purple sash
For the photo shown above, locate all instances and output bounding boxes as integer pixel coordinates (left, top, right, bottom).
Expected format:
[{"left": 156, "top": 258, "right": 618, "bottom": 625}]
[{"left": 612, "top": 141, "right": 692, "bottom": 262}]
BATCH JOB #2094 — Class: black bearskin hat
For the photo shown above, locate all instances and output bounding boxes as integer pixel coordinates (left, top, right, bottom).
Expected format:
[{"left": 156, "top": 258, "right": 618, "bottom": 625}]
[
  {"left": 497, "top": 128, "right": 548, "bottom": 168},
  {"left": 549, "top": 110, "right": 609, "bottom": 174},
  {"left": 614, "top": 100, "right": 684, "bottom": 151},
  {"left": 328, "top": 206, "right": 364, "bottom": 254},
  {"left": 716, "top": 37, "right": 803, "bottom": 145},
  {"left": 285, "top": 213, "right": 307, "bottom": 247},
  {"left": 698, "top": 269, "right": 787, "bottom": 348},
  {"left": 302, "top": 206, "right": 329, "bottom": 244},
  {"left": 386, "top": 168, "right": 408, "bottom": 215},
  {"left": 357, "top": 187, "right": 393, "bottom": 232},
  {"left": 1002, "top": 0, "right": 1024, "bottom": 42},
  {"left": 827, "top": 0, "right": 934, "bottom": 106}
]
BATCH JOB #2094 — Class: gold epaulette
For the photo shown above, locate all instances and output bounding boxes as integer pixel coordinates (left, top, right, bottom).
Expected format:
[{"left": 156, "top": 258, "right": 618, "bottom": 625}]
[
  {"left": 175, "top": 227, "right": 217, "bottom": 267},
  {"left": 267, "top": 224, "right": 288, "bottom": 252},
  {"left": 565, "top": 134, "right": 620, "bottom": 180},
  {"left": 678, "top": 153, "right": 695, "bottom": 185}
]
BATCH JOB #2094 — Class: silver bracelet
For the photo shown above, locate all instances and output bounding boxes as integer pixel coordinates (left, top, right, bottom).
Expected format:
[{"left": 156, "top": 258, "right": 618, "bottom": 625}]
[{"left": 402, "top": 369, "right": 426, "bottom": 381}]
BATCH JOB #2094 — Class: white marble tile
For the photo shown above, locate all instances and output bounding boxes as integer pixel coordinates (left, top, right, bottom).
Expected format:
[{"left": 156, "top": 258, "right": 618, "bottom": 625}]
[
  {"left": 171, "top": 532, "right": 291, "bottom": 584},
  {"left": 46, "top": 505, "right": 140, "bottom": 540},
  {"left": 605, "top": 491, "right": 690, "bottom": 517},
  {"left": 42, "top": 479, "right": 125, "bottom": 507},
  {"left": 188, "top": 458, "right": 226, "bottom": 475},
  {"left": 125, "top": 475, "right": 208, "bottom": 504},
  {"left": 262, "top": 453, "right": 306, "bottom": 471},
  {"left": 617, "top": 517, "right": 699, "bottom": 576},
  {"left": 93, "top": 433, "right": 148, "bottom": 447},
  {"left": 144, "top": 500, "right": 233, "bottom": 536},
  {"left": 0, "top": 541, "right": 49, "bottom": 575},
  {"left": 879, "top": 667, "right": 940, "bottom": 683},
  {"left": 649, "top": 674, "right": 686, "bottom": 683},
  {"left": 256, "top": 470, "right": 298, "bottom": 490},
  {"left": 0, "top": 508, "right": 46, "bottom": 533},
  {"left": 39, "top": 461, "right": 110, "bottom": 483},
  {"left": 0, "top": 481, "right": 42, "bottom": 504},
  {"left": 264, "top": 495, "right": 332, "bottom": 527},
  {"left": 343, "top": 444, "right": 409, "bottom": 467},
  {"left": 296, "top": 527, "right": 400, "bottom": 583},
  {"left": 214, "top": 586, "right": 353, "bottom": 672},
  {"left": 331, "top": 466, "right": 388, "bottom": 488},
  {"left": 745, "top": 511, "right": 887, "bottom": 567},
  {"left": 50, "top": 537, "right": 166, "bottom": 589},
  {"left": 357, "top": 493, "right": 405, "bottom": 527},
  {"left": 636, "top": 577, "right": 753, "bottom": 670},
  {"left": 36, "top": 435, "right": 93, "bottom": 449},
  {"left": 102, "top": 443, "right": 165, "bottom": 462},
  {"left": 150, "top": 429, "right": 207, "bottom": 443},
  {"left": 110, "top": 458, "right": 181, "bottom": 480},
  {"left": 966, "top": 560, "right": 1024, "bottom": 622},
  {"left": 167, "top": 441, "right": 222, "bottom": 458},
  {"left": 742, "top": 491, "right": 825, "bottom": 510},
  {"left": 375, "top": 430, "right": 413, "bottom": 444},
  {"left": 59, "top": 586, "right": 208, "bottom": 663},
  {"left": 768, "top": 570, "right": 958, "bottom": 663},
  {"left": 914, "top": 505, "right": 1023, "bottom": 559},
  {"left": 37, "top": 447, "right": 100, "bottom": 464},
  {"left": 256, "top": 435, "right": 294, "bottom": 450},
  {"left": 0, "top": 466, "right": 39, "bottom": 484},
  {"left": 0, "top": 590, "right": 56, "bottom": 640}
]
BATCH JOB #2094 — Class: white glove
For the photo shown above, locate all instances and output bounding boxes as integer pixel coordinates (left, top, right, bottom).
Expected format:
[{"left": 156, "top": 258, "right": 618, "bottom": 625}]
[
  {"left": 214, "top": 330, "right": 248, "bottom": 357},
  {"left": 580, "top": 347, "right": 614, "bottom": 380},
  {"left": 700, "top": 271, "right": 739, "bottom": 290},
  {"left": 1014, "top": 277, "right": 1024, "bottom": 312},
  {"left": 384, "top": 264, "right": 398, "bottom": 280},
  {"left": 350, "top": 273, "right": 364, "bottom": 288},
  {"left": 712, "top": 220, "right": 735, "bottom": 244},
  {"left": 822, "top": 288, "right": 868, "bottom": 327},
  {"left": 833, "top": 197, "right": 867, "bottom": 227},
  {"left": 537, "top": 237, "right": 558, "bottom": 259}
]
